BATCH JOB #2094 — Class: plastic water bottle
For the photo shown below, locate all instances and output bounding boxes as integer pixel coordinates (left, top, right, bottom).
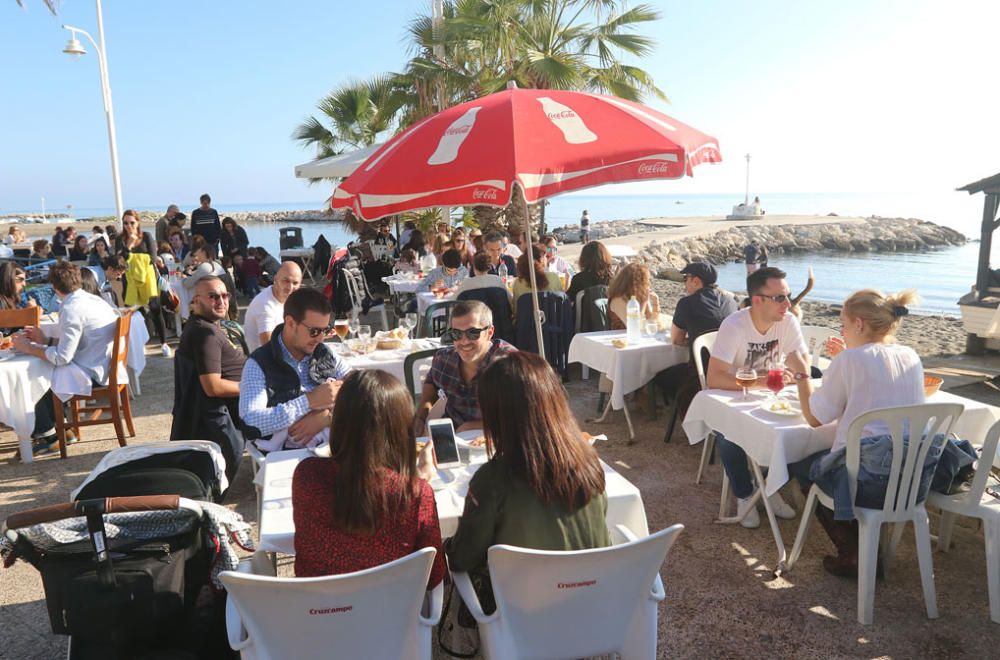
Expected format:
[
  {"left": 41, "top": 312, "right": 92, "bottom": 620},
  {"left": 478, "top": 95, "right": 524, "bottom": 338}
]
[
  {"left": 626, "top": 296, "right": 641, "bottom": 343},
  {"left": 497, "top": 262, "right": 508, "bottom": 283}
]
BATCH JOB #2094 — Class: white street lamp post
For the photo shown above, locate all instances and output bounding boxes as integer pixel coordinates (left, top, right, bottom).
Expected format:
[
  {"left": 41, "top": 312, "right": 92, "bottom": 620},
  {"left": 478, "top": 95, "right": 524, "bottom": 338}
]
[
  {"left": 62, "top": 0, "right": 124, "bottom": 229},
  {"left": 744, "top": 153, "right": 751, "bottom": 206}
]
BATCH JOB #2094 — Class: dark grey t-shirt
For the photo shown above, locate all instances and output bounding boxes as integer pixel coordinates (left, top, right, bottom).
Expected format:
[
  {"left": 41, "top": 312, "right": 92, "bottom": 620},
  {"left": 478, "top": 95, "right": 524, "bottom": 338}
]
[{"left": 673, "top": 286, "right": 738, "bottom": 342}]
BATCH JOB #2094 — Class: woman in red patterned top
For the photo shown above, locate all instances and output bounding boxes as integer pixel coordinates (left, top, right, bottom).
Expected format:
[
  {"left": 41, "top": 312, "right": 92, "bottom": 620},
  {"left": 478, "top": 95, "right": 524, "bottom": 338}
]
[{"left": 292, "top": 370, "right": 446, "bottom": 588}]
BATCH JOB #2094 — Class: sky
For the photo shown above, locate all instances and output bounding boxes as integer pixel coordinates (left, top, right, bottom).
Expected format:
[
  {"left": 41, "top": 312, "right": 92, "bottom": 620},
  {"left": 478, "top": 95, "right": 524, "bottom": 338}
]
[{"left": 2, "top": 0, "right": 999, "bottom": 213}]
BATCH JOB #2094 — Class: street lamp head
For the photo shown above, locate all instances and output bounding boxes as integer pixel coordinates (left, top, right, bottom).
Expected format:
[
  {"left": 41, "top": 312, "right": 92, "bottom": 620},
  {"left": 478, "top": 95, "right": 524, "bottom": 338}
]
[{"left": 61, "top": 26, "right": 87, "bottom": 59}]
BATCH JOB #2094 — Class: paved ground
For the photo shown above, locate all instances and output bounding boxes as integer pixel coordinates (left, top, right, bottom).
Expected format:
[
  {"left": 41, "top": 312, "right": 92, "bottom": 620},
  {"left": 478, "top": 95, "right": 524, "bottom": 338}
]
[{"left": 2, "top": 311, "right": 999, "bottom": 658}]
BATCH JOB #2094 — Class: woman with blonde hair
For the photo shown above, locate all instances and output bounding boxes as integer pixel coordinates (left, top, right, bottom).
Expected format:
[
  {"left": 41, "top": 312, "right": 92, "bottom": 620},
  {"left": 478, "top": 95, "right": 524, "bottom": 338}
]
[
  {"left": 784, "top": 288, "right": 926, "bottom": 577},
  {"left": 431, "top": 232, "right": 451, "bottom": 265},
  {"left": 606, "top": 262, "right": 659, "bottom": 330}
]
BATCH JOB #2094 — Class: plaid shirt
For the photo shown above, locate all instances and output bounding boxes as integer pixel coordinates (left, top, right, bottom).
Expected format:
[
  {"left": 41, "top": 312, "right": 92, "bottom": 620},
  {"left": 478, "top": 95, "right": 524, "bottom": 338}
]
[{"left": 425, "top": 339, "right": 516, "bottom": 427}]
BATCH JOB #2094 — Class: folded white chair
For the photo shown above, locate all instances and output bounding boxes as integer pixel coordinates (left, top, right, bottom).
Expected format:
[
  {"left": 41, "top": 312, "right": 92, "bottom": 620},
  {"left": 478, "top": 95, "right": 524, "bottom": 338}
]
[
  {"left": 929, "top": 418, "right": 1000, "bottom": 623},
  {"left": 220, "top": 548, "right": 442, "bottom": 660},
  {"left": 452, "top": 524, "right": 683, "bottom": 660},
  {"left": 799, "top": 324, "right": 834, "bottom": 372},
  {"left": 787, "top": 402, "right": 963, "bottom": 625}
]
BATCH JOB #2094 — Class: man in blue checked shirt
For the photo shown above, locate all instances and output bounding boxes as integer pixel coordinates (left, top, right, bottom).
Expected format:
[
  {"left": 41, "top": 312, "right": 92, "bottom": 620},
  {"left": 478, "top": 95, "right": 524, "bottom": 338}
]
[{"left": 239, "top": 288, "right": 350, "bottom": 449}]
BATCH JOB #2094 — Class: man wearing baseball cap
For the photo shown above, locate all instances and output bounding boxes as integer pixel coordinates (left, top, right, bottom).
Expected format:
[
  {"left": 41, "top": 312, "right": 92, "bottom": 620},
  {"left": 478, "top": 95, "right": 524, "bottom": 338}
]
[
  {"left": 654, "top": 261, "right": 738, "bottom": 416},
  {"left": 672, "top": 262, "right": 738, "bottom": 346}
]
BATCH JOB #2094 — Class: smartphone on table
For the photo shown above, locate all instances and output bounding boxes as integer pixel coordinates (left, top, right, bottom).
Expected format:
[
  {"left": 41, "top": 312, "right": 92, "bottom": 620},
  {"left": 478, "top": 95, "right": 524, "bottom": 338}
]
[{"left": 427, "top": 418, "right": 462, "bottom": 469}]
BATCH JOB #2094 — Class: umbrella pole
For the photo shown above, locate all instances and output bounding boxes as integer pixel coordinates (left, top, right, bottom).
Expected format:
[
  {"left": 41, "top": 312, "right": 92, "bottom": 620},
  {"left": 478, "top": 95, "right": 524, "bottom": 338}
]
[{"left": 521, "top": 191, "right": 546, "bottom": 360}]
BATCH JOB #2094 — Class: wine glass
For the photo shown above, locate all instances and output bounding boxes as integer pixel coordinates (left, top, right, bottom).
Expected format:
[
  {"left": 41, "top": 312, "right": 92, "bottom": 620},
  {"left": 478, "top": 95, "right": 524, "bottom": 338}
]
[
  {"left": 333, "top": 319, "right": 350, "bottom": 342},
  {"left": 404, "top": 312, "right": 418, "bottom": 338},
  {"left": 735, "top": 367, "right": 757, "bottom": 401},
  {"left": 358, "top": 325, "right": 372, "bottom": 342},
  {"left": 765, "top": 356, "right": 786, "bottom": 403},
  {"left": 348, "top": 318, "right": 361, "bottom": 338}
]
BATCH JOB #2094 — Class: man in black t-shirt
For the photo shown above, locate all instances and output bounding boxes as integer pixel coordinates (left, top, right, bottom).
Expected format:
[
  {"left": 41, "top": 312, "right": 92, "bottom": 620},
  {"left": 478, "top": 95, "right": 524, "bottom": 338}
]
[
  {"left": 171, "top": 275, "right": 246, "bottom": 481},
  {"left": 655, "top": 261, "right": 738, "bottom": 409},
  {"left": 190, "top": 193, "right": 221, "bottom": 252},
  {"left": 671, "top": 262, "right": 738, "bottom": 346}
]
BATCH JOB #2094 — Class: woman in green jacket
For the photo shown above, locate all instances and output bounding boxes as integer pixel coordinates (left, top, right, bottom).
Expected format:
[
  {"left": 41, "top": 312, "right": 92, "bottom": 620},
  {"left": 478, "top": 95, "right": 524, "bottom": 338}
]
[{"left": 447, "top": 351, "right": 610, "bottom": 613}]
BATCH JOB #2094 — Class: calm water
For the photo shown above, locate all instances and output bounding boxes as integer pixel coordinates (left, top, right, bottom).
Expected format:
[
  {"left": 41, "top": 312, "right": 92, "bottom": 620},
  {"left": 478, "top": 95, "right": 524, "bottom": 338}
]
[{"left": 14, "top": 191, "right": 990, "bottom": 315}]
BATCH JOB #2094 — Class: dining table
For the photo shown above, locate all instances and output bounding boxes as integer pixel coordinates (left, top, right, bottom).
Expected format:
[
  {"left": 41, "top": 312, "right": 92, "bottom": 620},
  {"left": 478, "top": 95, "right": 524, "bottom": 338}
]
[
  {"left": 682, "top": 384, "right": 1000, "bottom": 575},
  {"left": 256, "top": 432, "right": 650, "bottom": 555},
  {"left": 0, "top": 352, "right": 55, "bottom": 463},
  {"left": 329, "top": 337, "right": 441, "bottom": 385},
  {"left": 567, "top": 329, "right": 688, "bottom": 439}
]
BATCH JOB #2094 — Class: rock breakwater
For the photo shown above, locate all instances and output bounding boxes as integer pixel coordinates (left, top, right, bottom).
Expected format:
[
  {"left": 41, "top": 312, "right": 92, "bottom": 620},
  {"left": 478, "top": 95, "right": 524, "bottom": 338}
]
[{"left": 625, "top": 217, "right": 966, "bottom": 278}]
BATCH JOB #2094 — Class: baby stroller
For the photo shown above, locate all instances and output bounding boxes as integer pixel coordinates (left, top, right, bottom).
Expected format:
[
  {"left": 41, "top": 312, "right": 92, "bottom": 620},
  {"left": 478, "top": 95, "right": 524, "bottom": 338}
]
[{"left": 2, "top": 442, "right": 251, "bottom": 660}]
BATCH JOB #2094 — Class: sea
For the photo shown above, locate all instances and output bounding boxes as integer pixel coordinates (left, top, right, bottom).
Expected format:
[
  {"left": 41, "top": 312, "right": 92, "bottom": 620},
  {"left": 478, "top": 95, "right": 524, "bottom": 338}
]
[{"left": 11, "top": 191, "right": 990, "bottom": 316}]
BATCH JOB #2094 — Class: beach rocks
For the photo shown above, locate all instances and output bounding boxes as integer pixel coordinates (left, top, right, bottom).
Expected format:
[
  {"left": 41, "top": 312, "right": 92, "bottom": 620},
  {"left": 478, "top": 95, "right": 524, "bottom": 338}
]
[{"left": 625, "top": 216, "right": 967, "bottom": 279}]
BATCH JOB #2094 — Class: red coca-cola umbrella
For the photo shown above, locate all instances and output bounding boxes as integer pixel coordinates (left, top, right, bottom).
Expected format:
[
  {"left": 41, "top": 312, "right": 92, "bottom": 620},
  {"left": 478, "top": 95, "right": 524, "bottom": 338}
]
[{"left": 333, "top": 83, "right": 722, "bottom": 356}]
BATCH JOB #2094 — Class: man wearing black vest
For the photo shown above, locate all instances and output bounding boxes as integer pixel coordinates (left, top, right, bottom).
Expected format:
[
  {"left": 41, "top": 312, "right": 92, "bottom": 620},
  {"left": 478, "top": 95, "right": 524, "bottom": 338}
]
[
  {"left": 190, "top": 193, "right": 221, "bottom": 254},
  {"left": 239, "top": 287, "right": 349, "bottom": 450}
]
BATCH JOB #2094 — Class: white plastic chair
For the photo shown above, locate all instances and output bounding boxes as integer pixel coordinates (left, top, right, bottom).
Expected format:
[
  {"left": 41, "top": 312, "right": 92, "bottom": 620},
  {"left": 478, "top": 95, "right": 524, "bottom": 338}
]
[
  {"left": 691, "top": 331, "right": 720, "bottom": 486},
  {"left": 929, "top": 419, "right": 1000, "bottom": 623},
  {"left": 452, "top": 524, "right": 684, "bottom": 660},
  {"left": 800, "top": 324, "right": 833, "bottom": 372},
  {"left": 787, "top": 402, "right": 963, "bottom": 625},
  {"left": 344, "top": 267, "right": 389, "bottom": 330},
  {"left": 220, "top": 548, "right": 443, "bottom": 660}
]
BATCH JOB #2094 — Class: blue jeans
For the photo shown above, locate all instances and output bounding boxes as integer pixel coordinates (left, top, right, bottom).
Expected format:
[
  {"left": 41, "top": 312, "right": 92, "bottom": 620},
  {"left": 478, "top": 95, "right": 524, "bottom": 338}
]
[
  {"left": 788, "top": 434, "right": 945, "bottom": 520},
  {"left": 717, "top": 433, "right": 756, "bottom": 499}
]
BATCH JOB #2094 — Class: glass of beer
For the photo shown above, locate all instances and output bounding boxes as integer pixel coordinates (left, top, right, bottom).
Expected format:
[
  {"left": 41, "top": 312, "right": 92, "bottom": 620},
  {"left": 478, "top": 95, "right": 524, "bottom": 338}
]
[
  {"left": 735, "top": 367, "right": 757, "bottom": 401},
  {"left": 333, "top": 319, "right": 350, "bottom": 342}
]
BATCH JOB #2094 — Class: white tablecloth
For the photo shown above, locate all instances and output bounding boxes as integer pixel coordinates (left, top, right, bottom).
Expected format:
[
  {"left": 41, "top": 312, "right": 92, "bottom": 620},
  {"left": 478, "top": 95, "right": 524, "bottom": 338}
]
[
  {"left": 0, "top": 353, "right": 54, "bottom": 461},
  {"left": 257, "top": 440, "right": 649, "bottom": 555},
  {"left": 333, "top": 338, "right": 440, "bottom": 384},
  {"left": 416, "top": 291, "right": 457, "bottom": 317},
  {"left": 382, "top": 274, "right": 423, "bottom": 295},
  {"left": 168, "top": 275, "right": 196, "bottom": 321},
  {"left": 567, "top": 330, "right": 689, "bottom": 409},
  {"left": 682, "top": 386, "right": 1000, "bottom": 496}
]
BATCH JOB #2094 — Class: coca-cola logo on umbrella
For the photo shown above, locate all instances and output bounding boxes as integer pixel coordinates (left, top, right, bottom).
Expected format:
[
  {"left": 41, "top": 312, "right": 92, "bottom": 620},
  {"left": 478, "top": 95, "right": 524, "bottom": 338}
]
[
  {"left": 638, "top": 161, "right": 671, "bottom": 175},
  {"left": 472, "top": 187, "right": 499, "bottom": 201}
]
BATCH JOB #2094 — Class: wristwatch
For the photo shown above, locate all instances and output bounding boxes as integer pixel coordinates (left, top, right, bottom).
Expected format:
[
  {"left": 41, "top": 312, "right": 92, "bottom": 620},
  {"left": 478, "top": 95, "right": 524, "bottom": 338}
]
[{"left": 793, "top": 372, "right": 809, "bottom": 381}]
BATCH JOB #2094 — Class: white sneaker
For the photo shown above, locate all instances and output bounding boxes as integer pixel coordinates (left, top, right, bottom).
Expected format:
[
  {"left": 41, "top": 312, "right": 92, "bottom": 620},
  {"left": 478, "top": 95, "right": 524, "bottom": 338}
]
[
  {"left": 768, "top": 492, "right": 797, "bottom": 519},
  {"left": 737, "top": 497, "right": 760, "bottom": 528},
  {"left": 161, "top": 343, "right": 173, "bottom": 358}
]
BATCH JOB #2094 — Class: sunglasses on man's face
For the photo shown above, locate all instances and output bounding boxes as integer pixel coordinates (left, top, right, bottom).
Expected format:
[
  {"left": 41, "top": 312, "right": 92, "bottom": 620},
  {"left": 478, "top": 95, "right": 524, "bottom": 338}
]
[
  {"left": 298, "top": 321, "right": 331, "bottom": 338},
  {"left": 200, "top": 291, "right": 230, "bottom": 302},
  {"left": 442, "top": 326, "right": 489, "bottom": 343},
  {"left": 756, "top": 293, "right": 791, "bottom": 304}
]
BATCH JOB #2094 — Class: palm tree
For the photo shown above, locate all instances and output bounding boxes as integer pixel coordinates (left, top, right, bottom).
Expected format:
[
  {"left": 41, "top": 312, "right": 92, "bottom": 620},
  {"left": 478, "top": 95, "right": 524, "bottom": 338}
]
[
  {"left": 15, "top": 0, "right": 59, "bottom": 13},
  {"left": 291, "top": 74, "right": 405, "bottom": 183},
  {"left": 399, "top": 0, "right": 665, "bottom": 233}
]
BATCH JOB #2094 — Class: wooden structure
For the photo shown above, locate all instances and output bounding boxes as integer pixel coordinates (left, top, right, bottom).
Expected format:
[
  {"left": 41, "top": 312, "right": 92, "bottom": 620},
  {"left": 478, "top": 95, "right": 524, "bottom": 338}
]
[{"left": 957, "top": 173, "right": 1000, "bottom": 353}]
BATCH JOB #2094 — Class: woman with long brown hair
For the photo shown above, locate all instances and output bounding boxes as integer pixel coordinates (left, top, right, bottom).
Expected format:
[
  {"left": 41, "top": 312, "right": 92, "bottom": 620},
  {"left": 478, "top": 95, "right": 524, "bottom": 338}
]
[
  {"left": 606, "top": 261, "right": 659, "bottom": 330},
  {"left": 115, "top": 210, "right": 171, "bottom": 355},
  {"left": 292, "top": 370, "right": 446, "bottom": 587},
  {"left": 447, "top": 352, "right": 610, "bottom": 610},
  {"left": 512, "top": 242, "right": 563, "bottom": 307},
  {"left": 566, "top": 240, "right": 613, "bottom": 301}
]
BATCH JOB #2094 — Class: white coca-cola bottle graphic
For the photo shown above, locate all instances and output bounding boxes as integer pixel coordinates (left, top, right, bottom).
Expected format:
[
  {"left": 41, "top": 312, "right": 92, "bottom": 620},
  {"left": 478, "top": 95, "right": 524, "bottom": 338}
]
[
  {"left": 537, "top": 97, "right": 597, "bottom": 144},
  {"left": 427, "top": 107, "right": 480, "bottom": 165}
]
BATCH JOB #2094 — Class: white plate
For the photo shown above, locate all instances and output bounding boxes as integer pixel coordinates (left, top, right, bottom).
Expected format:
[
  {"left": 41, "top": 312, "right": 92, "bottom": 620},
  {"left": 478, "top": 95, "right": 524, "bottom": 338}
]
[{"left": 759, "top": 401, "right": 801, "bottom": 417}]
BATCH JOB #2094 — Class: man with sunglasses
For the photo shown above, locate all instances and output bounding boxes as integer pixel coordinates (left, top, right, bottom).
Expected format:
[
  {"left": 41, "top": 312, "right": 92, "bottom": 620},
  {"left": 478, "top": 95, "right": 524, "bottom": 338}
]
[
  {"left": 171, "top": 276, "right": 247, "bottom": 480},
  {"left": 240, "top": 288, "right": 350, "bottom": 450},
  {"left": 542, "top": 235, "right": 573, "bottom": 278},
  {"left": 414, "top": 300, "right": 516, "bottom": 435},
  {"left": 706, "top": 266, "right": 810, "bottom": 528}
]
